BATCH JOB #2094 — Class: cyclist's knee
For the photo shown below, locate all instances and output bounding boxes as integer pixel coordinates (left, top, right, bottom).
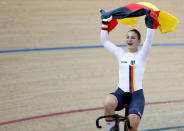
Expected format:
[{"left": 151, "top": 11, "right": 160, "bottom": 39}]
[{"left": 104, "top": 95, "right": 117, "bottom": 113}]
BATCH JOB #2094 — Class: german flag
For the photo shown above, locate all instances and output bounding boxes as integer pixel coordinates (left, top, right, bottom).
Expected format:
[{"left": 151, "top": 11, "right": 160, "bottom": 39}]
[{"left": 101, "top": 2, "right": 179, "bottom": 34}]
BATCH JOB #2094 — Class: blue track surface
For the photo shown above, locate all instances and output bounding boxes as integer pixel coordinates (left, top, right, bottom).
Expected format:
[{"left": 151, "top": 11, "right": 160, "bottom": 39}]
[{"left": 0, "top": 43, "right": 184, "bottom": 54}]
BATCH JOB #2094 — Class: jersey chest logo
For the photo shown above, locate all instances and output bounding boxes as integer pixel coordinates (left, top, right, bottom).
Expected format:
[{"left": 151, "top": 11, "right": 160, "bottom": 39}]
[
  {"left": 130, "top": 60, "right": 135, "bottom": 66},
  {"left": 121, "top": 60, "right": 135, "bottom": 66}
]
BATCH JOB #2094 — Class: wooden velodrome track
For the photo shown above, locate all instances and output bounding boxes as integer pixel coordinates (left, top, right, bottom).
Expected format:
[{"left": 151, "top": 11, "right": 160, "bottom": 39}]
[{"left": 0, "top": 0, "right": 184, "bottom": 131}]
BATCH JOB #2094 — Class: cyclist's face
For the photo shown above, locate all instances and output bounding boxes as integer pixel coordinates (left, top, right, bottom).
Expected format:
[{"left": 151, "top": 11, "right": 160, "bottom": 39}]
[{"left": 126, "top": 31, "right": 141, "bottom": 52}]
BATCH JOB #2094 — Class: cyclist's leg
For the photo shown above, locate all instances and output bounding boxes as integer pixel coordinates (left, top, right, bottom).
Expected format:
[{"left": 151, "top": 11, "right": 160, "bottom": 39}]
[
  {"left": 128, "top": 114, "right": 140, "bottom": 131},
  {"left": 104, "top": 88, "right": 125, "bottom": 116},
  {"left": 104, "top": 88, "right": 125, "bottom": 131},
  {"left": 128, "top": 89, "right": 145, "bottom": 131},
  {"left": 104, "top": 94, "right": 117, "bottom": 130},
  {"left": 104, "top": 94, "right": 118, "bottom": 117}
]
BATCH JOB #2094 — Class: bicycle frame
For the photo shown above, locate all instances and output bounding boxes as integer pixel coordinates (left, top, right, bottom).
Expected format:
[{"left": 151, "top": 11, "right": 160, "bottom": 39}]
[{"left": 96, "top": 92, "right": 132, "bottom": 131}]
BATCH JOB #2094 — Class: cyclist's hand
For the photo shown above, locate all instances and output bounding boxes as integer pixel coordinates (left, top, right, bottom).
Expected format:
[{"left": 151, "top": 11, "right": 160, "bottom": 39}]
[{"left": 100, "top": 9, "right": 112, "bottom": 30}]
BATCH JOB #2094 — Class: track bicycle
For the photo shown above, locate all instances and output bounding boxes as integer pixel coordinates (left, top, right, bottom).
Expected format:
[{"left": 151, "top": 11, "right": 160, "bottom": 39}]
[{"left": 96, "top": 92, "right": 132, "bottom": 131}]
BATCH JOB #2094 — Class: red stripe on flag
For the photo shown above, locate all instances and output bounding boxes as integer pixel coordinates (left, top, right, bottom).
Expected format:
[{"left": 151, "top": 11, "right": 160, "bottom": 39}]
[
  {"left": 108, "top": 18, "right": 118, "bottom": 32},
  {"left": 151, "top": 11, "right": 160, "bottom": 29}
]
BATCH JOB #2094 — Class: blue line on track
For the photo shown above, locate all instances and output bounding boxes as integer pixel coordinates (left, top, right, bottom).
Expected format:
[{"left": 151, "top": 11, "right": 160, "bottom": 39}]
[
  {"left": 0, "top": 43, "right": 184, "bottom": 54},
  {"left": 142, "top": 126, "right": 184, "bottom": 131}
]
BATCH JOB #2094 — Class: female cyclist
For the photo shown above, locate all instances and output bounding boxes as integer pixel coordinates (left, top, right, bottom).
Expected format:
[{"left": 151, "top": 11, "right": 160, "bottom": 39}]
[{"left": 101, "top": 16, "right": 155, "bottom": 131}]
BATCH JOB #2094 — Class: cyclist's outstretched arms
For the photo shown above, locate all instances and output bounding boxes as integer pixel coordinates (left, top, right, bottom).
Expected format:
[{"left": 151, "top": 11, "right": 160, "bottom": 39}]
[
  {"left": 100, "top": 13, "right": 123, "bottom": 59},
  {"left": 139, "top": 28, "right": 155, "bottom": 61}
]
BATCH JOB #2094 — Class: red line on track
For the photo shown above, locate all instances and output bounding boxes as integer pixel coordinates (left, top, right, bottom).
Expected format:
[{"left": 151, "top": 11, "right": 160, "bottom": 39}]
[{"left": 0, "top": 99, "right": 184, "bottom": 126}]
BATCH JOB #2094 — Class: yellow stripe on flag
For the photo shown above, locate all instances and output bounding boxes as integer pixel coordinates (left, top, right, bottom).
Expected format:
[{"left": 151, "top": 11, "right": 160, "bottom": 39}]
[
  {"left": 137, "top": 2, "right": 159, "bottom": 11},
  {"left": 158, "top": 11, "right": 179, "bottom": 34},
  {"left": 117, "top": 17, "right": 138, "bottom": 26}
]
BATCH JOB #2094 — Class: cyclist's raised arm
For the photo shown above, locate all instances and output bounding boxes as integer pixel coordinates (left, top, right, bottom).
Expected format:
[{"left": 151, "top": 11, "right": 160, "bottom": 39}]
[
  {"left": 139, "top": 28, "right": 155, "bottom": 60},
  {"left": 101, "top": 29, "right": 123, "bottom": 58},
  {"left": 100, "top": 13, "right": 124, "bottom": 59}
]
